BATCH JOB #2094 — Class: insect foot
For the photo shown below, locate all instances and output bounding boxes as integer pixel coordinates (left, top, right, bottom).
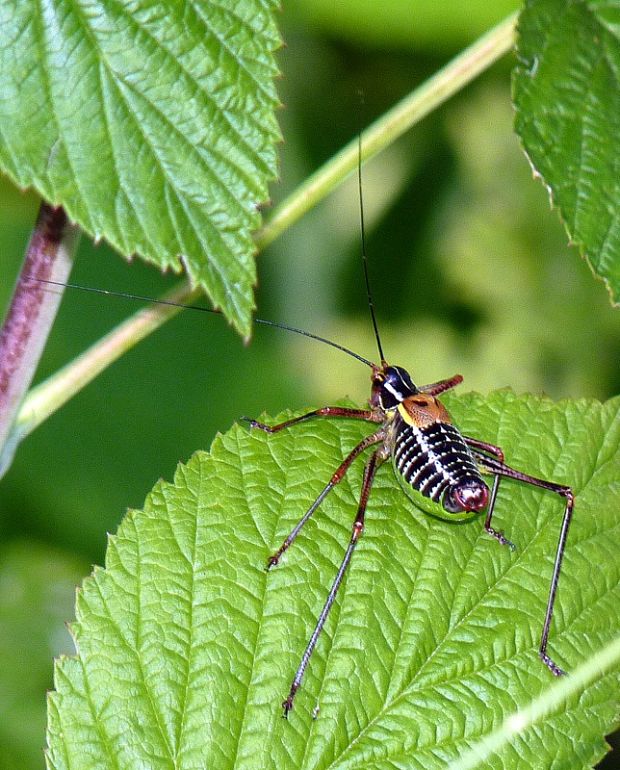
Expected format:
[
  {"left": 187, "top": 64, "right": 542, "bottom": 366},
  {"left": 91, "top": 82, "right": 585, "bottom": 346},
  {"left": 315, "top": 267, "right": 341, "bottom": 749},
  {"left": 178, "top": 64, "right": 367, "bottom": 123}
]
[
  {"left": 539, "top": 651, "right": 566, "bottom": 677},
  {"left": 282, "top": 685, "right": 299, "bottom": 719},
  {"left": 265, "top": 552, "right": 281, "bottom": 570},
  {"left": 485, "top": 526, "right": 516, "bottom": 551},
  {"left": 240, "top": 416, "right": 272, "bottom": 432}
]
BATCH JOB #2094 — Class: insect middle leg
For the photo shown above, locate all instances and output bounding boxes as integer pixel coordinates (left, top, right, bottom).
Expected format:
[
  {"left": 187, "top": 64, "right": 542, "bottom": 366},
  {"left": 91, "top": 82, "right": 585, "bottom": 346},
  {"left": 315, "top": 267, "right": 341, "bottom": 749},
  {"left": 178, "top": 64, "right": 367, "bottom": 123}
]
[
  {"left": 265, "top": 429, "right": 384, "bottom": 567},
  {"left": 469, "top": 444, "right": 575, "bottom": 677},
  {"left": 244, "top": 407, "right": 382, "bottom": 566},
  {"left": 282, "top": 448, "right": 383, "bottom": 717}
]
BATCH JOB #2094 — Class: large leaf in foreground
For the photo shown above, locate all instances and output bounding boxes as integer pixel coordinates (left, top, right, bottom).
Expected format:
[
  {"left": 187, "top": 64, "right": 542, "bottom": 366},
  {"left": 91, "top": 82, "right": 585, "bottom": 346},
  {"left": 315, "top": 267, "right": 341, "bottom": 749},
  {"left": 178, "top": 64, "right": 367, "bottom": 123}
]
[
  {"left": 513, "top": 0, "right": 620, "bottom": 304},
  {"left": 0, "top": 1, "right": 281, "bottom": 335},
  {"left": 47, "top": 392, "right": 620, "bottom": 769}
]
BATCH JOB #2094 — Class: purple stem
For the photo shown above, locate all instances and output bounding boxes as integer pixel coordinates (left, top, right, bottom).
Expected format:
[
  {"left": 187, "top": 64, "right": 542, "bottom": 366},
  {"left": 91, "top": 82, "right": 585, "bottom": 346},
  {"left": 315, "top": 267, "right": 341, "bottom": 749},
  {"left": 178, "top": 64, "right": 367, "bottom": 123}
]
[{"left": 0, "top": 202, "right": 79, "bottom": 475}]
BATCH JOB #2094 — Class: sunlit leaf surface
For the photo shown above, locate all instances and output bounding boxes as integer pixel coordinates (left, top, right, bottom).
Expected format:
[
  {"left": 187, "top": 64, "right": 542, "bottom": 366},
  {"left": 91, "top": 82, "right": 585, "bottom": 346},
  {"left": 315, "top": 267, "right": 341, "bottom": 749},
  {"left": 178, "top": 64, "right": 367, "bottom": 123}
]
[
  {"left": 47, "top": 392, "right": 620, "bottom": 768},
  {"left": 514, "top": 0, "right": 620, "bottom": 304},
  {"left": 0, "top": 0, "right": 281, "bottom": 335}
]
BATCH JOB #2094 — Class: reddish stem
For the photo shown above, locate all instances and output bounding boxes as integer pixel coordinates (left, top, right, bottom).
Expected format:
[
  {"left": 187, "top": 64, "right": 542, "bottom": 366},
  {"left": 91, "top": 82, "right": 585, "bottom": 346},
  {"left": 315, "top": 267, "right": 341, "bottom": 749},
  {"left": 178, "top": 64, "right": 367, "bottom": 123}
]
[{"left": 0, "top": 202, "right": 79, "bottom": 473}]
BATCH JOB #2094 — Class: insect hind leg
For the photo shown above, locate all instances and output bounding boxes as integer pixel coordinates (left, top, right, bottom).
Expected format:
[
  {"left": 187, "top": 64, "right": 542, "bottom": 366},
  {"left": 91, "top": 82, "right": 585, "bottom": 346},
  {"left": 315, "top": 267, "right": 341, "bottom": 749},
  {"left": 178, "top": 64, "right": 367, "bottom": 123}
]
[
  {"left": 464, "top": 437, "right": 514, "bottom": 549},
  {"left": 418, "top": 373, "right": 463, "bottom": 396},
  {"left": 469, "top": 444, "right": 574, "bottom": 677}
]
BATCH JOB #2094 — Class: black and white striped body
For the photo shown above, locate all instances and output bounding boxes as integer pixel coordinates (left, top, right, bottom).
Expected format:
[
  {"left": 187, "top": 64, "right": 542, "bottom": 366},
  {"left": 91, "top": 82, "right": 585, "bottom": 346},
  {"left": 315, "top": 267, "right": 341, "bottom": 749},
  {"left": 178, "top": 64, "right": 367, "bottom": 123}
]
[
  {"left": 392, "top": 417, "right": 486, "bottom": 517},
  {"left": 373, "top": 364, "right": 490, "bottom": 518}
]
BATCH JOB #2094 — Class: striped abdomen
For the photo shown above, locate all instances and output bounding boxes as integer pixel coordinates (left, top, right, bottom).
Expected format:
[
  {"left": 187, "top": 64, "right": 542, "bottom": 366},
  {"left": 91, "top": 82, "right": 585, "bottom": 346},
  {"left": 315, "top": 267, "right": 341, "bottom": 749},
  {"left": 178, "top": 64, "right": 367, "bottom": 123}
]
[{"left": 392, "top": 419, "right": 486, "bottom": 511}]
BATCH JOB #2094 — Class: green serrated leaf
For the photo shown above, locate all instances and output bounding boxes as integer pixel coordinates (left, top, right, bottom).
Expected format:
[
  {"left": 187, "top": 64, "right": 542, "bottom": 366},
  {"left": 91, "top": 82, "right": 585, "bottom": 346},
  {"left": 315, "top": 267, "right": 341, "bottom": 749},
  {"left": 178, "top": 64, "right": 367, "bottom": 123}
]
[
  {"left": 0, "top": 0, "right": 282, "bottom": 336},
  {"left": 47, "top": 392, "right": 620, "bottom": 769},
  {"left": 513, "top": 0, "right": 620, "bottom": 305}
]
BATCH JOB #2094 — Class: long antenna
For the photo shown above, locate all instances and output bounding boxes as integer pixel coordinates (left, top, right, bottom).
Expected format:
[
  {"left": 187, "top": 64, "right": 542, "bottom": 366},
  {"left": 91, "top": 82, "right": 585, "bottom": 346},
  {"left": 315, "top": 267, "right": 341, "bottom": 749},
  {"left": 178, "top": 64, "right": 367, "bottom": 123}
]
[
  {"left": 357, "top": 133, "right": 385, "bottom": 363},
  {"left": 28, "top": 277, "right": 376, "bottom": 369}
]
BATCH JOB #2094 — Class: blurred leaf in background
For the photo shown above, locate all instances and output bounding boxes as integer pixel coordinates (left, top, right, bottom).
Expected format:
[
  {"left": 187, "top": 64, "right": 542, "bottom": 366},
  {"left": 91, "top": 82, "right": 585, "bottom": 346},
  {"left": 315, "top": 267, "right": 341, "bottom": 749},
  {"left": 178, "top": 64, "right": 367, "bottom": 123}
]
[
  {"left": 290, "top": 0, "right": 521, "bottom": 50},
  {"left": 0, "top": 540, "right": 86, "bottom": 770}
]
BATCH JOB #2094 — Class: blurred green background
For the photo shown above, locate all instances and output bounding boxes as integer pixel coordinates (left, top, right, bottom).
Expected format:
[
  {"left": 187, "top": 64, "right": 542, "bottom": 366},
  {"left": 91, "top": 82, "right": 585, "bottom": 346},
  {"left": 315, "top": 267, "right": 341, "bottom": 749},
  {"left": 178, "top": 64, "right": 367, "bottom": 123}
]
[{"left": 1, "top": 2, "right": 619, "bottom": 768}]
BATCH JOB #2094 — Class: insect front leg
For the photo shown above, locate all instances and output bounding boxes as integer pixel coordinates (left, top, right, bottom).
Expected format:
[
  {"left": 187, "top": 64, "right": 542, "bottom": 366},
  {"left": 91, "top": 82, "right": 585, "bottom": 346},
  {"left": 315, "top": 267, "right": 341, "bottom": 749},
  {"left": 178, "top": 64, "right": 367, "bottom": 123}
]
[
  {"left": 282, "top": 447, "right": 383, "bottom": 718},
  {"left": 266, "top": 430, "right": 384, "bottom": 568},
  {"left": 469, "top": 446, "right": 574, "bottom": 677},
  {"left": 243, "top": 406, "right": 379, "bottom": 434}
]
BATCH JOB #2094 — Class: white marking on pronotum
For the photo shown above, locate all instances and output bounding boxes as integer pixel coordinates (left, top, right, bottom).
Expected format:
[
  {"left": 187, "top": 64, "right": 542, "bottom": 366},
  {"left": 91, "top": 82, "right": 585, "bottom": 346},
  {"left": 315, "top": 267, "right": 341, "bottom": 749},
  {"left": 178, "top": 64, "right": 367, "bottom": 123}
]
[{"left": 384, "top": 380, "right": 404, "bottom": 401}]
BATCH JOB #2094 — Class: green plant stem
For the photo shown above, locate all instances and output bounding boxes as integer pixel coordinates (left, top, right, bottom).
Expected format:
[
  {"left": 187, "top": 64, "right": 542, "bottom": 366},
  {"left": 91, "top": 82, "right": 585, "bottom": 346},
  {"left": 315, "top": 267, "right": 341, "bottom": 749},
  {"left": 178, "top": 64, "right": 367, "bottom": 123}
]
[
  {"left": 14, "top": 283, "right": 200, "bottom": 443},
  {"left": 13, "top": 12, "right": 517, "bottom": 441},
  {"left": 255, "top": 11, "right": 517, "bottom": 250},
  {"left": 447, "top": 634, "right": 620, "bottom": 770}
]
